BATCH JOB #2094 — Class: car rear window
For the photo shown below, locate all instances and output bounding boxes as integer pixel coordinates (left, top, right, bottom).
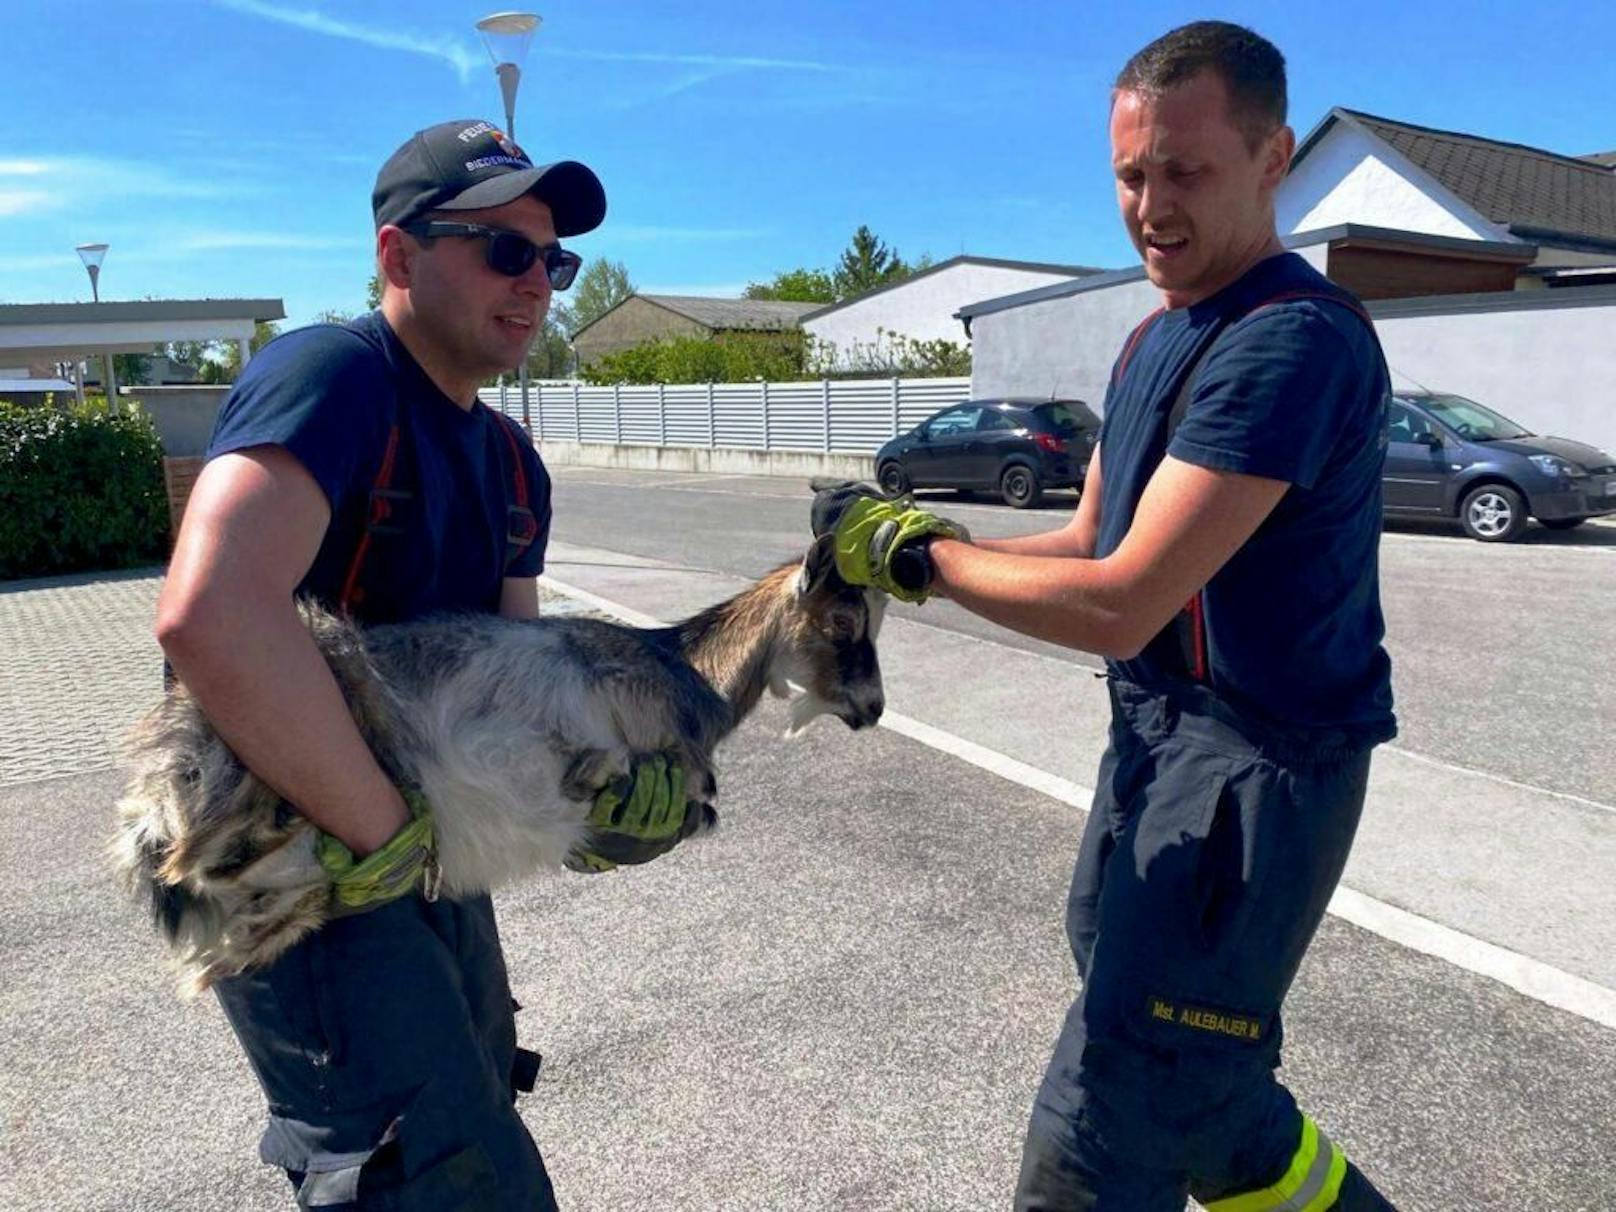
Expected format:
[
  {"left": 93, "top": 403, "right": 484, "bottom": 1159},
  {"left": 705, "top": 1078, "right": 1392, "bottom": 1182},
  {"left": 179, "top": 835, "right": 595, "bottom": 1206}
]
[{"left": 1030, "top": 401, "right": 1099, "bottom": 435}]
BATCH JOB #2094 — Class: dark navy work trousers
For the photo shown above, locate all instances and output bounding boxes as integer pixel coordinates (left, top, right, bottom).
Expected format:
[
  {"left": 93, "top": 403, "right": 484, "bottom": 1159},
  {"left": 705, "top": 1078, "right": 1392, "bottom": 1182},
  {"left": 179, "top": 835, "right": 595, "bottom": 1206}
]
[
  {"left": 214, "top": 892, "right": 556, "bottom": 1210},
  {"left": 1015, "top": 679, "right": 1397, "bottom": 1211}
]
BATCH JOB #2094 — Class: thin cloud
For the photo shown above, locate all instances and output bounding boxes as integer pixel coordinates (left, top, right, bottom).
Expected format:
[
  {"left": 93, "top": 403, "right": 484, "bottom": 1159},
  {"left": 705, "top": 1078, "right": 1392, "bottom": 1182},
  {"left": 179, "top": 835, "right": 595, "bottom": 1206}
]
[
  {"left": 0, "top": 157, "right": 232, "bottom": 216},
  {"left": 567, "top": 49, "right": 835, "bottom": 73},
  {"left": 214, "top": 1, "right": 835, "bottom": 81},
  {"left": 0, "top": 191, "right": 51, "bottom": 217},
  {"left": 214, "top": 0, "right": 483, "bottom": 81}
]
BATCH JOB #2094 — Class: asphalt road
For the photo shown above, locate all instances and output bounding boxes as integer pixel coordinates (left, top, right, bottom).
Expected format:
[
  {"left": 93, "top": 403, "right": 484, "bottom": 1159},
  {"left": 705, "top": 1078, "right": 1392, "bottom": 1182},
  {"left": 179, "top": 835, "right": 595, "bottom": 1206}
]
[
  {"left": 545, "top": 468, "right": 1616, "bottom": 807},
  {"left": 5, "top": 724, "right": 1616, "bottom": 1211},
  {"left": 3, "top": 471, "right": 1613, "bottom": 1211}
]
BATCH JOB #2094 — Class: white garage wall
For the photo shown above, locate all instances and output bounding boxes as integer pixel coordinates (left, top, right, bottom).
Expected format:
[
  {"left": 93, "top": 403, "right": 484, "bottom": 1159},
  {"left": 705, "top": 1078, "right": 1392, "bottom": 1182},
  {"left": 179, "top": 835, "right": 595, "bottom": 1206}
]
[
  {"left": 805, "top": 261, "right": 1086, "bottom": 367},
  {"left": 969, "top": 270, "right": 1160, "bottom": 410},
  {"left": 1375, "top": 291, "right": 1616, "bottom": 453},
  {"left": 971, "top": 267, "right": 1616, "bottom": 455}
]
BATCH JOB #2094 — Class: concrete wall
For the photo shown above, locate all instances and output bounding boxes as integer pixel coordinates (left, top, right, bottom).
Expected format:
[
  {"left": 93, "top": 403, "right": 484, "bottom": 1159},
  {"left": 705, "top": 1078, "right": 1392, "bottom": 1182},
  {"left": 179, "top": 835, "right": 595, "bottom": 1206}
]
[
  {"left": 1278, "top": 123, "right": 1508, "bottom": 242},
  {"left": 573, "top": 299, "right": 709, "bottom": 367},
  {"left": 1374, "top": 290, "right": 1616, "bottom": 452},
  {"left": 126, "top": 385, "right": 230, "bottom": 457},
  {"left": 972, "top": 272, "right": 1616, "bottom": 454},
  {"left": 805, "top": 263, "right": 1082, "bottom": 367},
  {"left": 969, "top": 271, "right": 1161, "bottom": 409},
  {"left": 535, "top": 439, "right": 874, "bottom": 481}
]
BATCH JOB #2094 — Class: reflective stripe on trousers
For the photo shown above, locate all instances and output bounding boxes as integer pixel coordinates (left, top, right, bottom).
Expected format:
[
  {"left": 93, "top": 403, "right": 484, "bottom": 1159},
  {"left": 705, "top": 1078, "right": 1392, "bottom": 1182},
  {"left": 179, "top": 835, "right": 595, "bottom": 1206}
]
[{"left": 1207, "top": 1116, "right": 1347, "bottom": 1212}]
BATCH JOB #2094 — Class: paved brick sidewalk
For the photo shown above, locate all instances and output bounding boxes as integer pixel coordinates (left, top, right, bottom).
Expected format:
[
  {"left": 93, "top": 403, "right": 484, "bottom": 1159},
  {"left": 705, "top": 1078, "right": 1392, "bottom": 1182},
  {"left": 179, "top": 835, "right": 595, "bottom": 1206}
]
[
  {"left": 1, "top": 568, "right": 166, "bottom": 787},
  {"left": 0, "top": 570, "right": 593, "bottom": 789}
]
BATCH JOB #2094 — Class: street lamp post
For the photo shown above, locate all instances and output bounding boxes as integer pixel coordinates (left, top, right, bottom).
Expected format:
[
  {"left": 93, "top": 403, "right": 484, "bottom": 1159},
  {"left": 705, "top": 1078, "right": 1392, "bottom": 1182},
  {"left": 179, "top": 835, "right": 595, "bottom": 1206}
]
[
  {"left": 476, "top": 11, "right": 541, "bottom": 433},
  {"left": 76, "top": 243, "right": 116, "bottom": 412}
]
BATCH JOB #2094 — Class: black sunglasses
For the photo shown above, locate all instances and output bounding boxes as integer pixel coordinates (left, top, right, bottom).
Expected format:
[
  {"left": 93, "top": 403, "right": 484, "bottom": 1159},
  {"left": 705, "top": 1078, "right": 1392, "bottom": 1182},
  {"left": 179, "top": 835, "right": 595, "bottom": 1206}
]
[{"left": 401, "top": 221, "right": 582, "bottom": 290}]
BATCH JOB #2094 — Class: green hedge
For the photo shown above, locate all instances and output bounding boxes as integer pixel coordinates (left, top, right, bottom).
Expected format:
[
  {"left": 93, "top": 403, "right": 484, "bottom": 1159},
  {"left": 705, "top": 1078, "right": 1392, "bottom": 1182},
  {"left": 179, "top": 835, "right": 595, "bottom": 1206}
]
[{"left": 0, "top": 400, "right": 170, "bottom": 580}]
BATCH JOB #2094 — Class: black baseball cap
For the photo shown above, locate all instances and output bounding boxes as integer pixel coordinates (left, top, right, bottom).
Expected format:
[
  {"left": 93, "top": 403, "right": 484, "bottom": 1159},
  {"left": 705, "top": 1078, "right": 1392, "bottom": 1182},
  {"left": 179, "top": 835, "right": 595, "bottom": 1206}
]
[{"left": 372, "top": 119, "right": 606, "bottom": 237}]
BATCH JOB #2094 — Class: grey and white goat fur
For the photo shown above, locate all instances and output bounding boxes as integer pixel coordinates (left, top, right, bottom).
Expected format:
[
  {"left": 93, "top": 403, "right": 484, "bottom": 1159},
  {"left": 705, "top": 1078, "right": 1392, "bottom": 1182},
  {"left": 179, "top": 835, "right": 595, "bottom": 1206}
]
[{"left": 113, "top": 535, "right": 885, "bottom": 994}]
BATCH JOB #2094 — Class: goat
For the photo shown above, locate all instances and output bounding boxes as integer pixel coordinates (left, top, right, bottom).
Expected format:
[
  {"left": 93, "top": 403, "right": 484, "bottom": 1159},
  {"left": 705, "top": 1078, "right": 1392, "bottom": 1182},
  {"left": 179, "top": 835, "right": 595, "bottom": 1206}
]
[{"left": 113, "top": 535, "right": 886, "bottom": 994}]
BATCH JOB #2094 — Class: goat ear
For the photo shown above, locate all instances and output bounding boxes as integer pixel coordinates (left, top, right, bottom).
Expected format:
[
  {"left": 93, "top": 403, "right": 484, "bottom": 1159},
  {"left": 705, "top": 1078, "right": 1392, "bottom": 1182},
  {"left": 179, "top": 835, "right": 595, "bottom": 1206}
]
[{"left": 797, "top": 532, "right": 838, "bottom": 598}]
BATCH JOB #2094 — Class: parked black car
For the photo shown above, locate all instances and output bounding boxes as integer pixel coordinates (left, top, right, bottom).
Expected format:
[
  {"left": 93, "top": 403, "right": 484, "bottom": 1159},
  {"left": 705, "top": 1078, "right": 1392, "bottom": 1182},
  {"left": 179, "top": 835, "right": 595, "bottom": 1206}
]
[
  {"left": 876, "top": 398, "right": 1101, "bottom": 508},
  {"left": 1385, "top": 391, "right": 1616, "bottom": 541}
]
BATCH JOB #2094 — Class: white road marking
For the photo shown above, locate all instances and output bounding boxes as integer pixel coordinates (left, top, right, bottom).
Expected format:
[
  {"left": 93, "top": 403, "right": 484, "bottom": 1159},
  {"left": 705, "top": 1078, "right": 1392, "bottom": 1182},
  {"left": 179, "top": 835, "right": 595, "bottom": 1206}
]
[
  {"left": 1381, "top": 742, "right": 1615, "bottom": 817},
  {"left": 537, "top": 573, "right": 1616, "bottom": 1032}
]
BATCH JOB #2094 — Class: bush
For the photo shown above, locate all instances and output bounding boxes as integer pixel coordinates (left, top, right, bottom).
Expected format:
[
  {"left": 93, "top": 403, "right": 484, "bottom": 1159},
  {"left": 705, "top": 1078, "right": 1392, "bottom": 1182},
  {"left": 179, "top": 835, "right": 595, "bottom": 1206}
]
[
  {"left": 0, "top": 400, "right": 170, "bottom": 579},
  {"left": 582, "top": 331, "right": 810, "bottom": 385}
]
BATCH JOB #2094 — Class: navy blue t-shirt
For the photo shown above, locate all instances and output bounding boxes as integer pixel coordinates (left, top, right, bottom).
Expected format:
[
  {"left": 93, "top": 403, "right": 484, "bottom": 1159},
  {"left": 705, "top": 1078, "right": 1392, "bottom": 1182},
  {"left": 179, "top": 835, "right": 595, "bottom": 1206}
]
[
  {"left": 207, "top": 311, "right": 551, "bottom": 624},
  {"left": 1097, "top": 253, "right": 1395, "bottom": 739}
]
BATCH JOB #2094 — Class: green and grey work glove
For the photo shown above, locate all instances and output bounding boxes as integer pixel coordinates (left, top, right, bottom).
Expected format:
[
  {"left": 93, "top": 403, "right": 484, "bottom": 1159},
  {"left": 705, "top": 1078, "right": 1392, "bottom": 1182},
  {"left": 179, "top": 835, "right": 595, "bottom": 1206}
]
[
  {"left": 809, "top": 480, "right": 969, "bottom": 604},
  {"left": 567, "top": 753, "right": 712, "bottom": 873},
  {"left": 317, "top": 787, "right": 441, "bottom": 913}
]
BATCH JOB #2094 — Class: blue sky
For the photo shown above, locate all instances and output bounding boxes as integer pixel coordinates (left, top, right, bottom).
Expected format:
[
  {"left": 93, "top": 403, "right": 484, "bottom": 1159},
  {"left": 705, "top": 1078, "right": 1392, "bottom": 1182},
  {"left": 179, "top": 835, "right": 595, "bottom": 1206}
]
[{"left": 5, "top": 0, "right": 1614, "bottom": 329}]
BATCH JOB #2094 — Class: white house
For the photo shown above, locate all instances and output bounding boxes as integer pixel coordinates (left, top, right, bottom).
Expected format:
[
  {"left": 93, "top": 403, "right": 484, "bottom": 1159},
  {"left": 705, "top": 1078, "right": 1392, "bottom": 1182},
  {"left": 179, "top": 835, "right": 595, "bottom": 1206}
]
[
  {"left": 802, "top": 255, "right": 1099, "bottom": 369},
  {"left": 1280, "top": 108, "right": 1616, "bottom": 277},
  {"left": 958, "top": 108, "right": 1616, "bottom": 451}
]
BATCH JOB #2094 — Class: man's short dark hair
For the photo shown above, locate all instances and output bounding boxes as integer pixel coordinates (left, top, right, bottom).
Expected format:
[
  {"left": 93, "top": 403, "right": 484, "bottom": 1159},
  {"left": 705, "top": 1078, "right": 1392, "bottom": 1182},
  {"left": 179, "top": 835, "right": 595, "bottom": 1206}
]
[{"left": 1114, "top": 21, "right": 1287, "bottom": 150}]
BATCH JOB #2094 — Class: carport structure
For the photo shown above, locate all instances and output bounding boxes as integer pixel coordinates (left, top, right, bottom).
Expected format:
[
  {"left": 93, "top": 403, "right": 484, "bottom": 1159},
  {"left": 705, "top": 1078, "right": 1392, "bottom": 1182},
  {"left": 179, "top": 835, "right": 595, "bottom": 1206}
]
[{"left": 0, "top": 298, "right": 286, "bottom": 404}]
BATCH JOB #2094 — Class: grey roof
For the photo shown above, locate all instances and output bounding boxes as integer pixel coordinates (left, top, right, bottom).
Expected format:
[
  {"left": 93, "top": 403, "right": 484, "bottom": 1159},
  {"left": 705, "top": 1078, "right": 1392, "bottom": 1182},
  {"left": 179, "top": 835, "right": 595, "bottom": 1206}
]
[
  {"left": 637, "top": 295, "right": 819, "bottom": 331},
  {"left": 0, "top": 299, "right": 286, "bottom": 324},
  {"left": 799, "top": 255, "right": 1102, "bottom": 321},
  {"left": 1293, "top": 108, "right": 1616, "bottom": 250},
  {"left": 1581, "top": 151, "right": 1616, "bottom": 168}
]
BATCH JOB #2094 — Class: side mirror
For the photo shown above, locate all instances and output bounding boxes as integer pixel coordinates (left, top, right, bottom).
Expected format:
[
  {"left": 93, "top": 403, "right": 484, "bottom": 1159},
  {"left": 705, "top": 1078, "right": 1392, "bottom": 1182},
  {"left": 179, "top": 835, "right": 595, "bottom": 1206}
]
[
  {"left": 1418, "top": 431, "right": 1442, "bottom": 448},
  {"left": 914, "top": 426, "right": 930, "bottom": 442}
]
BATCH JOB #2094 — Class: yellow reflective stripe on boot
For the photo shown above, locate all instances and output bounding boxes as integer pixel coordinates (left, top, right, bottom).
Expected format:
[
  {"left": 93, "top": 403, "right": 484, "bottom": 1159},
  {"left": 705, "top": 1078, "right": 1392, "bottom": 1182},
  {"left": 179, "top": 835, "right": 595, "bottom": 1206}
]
[{"left": 1206, "top": 1116, "right": 1348, "bottom": 1212}]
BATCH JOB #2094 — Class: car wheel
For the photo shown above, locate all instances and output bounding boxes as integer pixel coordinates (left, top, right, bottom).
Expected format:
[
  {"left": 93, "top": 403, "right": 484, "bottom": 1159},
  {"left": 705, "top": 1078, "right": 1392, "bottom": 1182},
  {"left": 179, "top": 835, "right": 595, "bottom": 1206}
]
[
  {"left": 877, "top": 461, "right": 910, "bottom": 498},
  {"left": 1539, "top": 517, "right": 1586, "bottom": 531},
  {"left": 1459, "top": 484, "right": 1528, "bottom": 542},
  {"left": 1000, "top": 463, "right": 1042, "bottom": 509}
]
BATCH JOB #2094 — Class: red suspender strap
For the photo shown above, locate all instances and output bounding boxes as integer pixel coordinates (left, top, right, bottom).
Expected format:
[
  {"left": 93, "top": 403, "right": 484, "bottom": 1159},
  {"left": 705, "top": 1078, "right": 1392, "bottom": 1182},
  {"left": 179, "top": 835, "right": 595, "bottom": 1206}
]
[
  {"left": 1114, "top": 307, "right": 1165, "bottom": 384},
  {"left": 494, "top": 412, "right": 539, "bottom": 571},
  {"left": 338, "top": 423, "right": 403, "bottom": 614},
  {"left": 495, "top": 412, "right": 530, "bottom": 508},
  {"left": 1165, "top": 288, "right": 1376, "bottom": 685}
]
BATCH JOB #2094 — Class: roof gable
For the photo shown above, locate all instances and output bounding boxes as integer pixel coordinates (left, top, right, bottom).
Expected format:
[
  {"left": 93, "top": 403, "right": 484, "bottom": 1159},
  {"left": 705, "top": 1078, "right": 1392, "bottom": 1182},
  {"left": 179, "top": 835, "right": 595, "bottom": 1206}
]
[
  {"left": 799, "top": 254, "right": 1101, "bottom": 321},
  {"left": 1293, "top": 108, "right": 1616, "bottom": 249}
]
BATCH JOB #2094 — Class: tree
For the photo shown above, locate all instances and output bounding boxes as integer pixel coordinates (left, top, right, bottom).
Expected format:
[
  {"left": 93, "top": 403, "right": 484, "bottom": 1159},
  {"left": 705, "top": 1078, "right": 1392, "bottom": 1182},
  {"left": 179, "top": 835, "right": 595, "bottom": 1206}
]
[
  {"left": 524, "top": 313, "right": 574, "bottom": 379},
  {"left": 744, "top": 267, "right": 837, "bottom": 304},
  {"left": 582, "top": 331, "right": 808, "bottom": 385},
  {"left": 113, "top": 353, "right": 152, "bottom": 386},
  {"left": 808, "top": 327, "right": 970, "bottom": 379},
  {"left": 566, "top": 259, "right": 633, "bottom": 335},
  {"left": 366, "top": 271, "right": 383, "bottom": 311},
  {"left": 184, "top": 320, "right": 282, "bottom": 384},
  {"left": 833, "top": 225, "right": 910, "bottom": 300}
]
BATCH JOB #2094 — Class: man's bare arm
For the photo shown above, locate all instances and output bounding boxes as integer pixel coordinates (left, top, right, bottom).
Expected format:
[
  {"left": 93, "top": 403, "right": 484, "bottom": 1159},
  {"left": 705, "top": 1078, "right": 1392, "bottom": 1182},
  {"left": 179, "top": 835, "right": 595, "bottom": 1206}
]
[
  {"left": 500, "top": 575, "right": 540, "bottom": 619},
  {"left": 928, "top": 453, "right": 1287, "bottom": 658},
  {"left": 973, "top": 443, "right": 1106, "bottom": 560},
  {"left": 156, "top": 448, "right": 410, "bottom": 855}
]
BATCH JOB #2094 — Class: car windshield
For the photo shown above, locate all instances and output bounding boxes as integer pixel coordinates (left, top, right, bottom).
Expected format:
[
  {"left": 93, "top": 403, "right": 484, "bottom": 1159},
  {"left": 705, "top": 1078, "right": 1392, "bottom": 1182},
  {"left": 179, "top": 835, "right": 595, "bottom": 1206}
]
[
  {"left": 1412, "top": 394, "right": 1532, "bottom": 441},
  {"left": 1031, "top": 401, "right": 1099, "bottom": 435}
]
